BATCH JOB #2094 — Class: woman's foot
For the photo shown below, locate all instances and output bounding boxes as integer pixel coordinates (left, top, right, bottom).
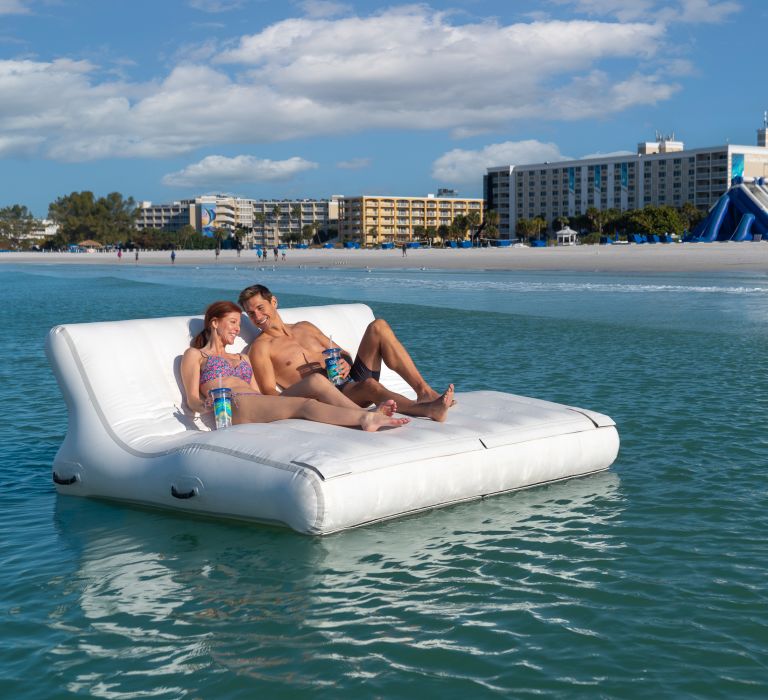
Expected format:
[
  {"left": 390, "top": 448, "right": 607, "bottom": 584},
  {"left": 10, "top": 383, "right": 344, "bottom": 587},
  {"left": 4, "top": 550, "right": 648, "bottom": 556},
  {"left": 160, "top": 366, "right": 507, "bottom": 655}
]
[
  {"left": 371, "top": 399, "right": 397, "bottom": 416},
  {"left": 360, "top": 412, "right": 410, "bottom": 431}
]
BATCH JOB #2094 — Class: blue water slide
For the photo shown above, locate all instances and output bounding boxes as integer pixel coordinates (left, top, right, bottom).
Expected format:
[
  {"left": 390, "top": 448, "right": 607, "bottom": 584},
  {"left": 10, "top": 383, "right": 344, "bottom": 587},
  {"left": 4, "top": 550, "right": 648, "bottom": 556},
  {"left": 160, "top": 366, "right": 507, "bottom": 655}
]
[
  {"left": 731, "top": 212, "right": 755, "bottom": 241},
  {"left": 697, "top": 193, "right": 730, "bottom": 241},
  {"left": 730, "top": 186, "right": 768, "bottom": 239}
]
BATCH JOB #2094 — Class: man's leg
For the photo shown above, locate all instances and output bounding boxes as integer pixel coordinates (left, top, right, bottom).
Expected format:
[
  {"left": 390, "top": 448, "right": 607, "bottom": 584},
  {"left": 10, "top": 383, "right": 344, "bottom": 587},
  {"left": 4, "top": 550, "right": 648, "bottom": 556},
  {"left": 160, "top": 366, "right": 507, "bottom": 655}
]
[
  {"left": 354, "top": 319, "right": 438, "bottom": 402},
  {"left": 342, "top": 378, "right": 454, "bottom": 423}
]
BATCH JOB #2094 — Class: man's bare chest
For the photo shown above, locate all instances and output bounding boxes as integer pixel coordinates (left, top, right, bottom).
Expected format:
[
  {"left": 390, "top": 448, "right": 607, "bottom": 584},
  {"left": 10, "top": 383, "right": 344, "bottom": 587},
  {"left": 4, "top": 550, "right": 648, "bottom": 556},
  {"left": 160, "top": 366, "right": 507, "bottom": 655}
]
[{"left": 271, "top": 333, "right": 325, "bottom": 373}]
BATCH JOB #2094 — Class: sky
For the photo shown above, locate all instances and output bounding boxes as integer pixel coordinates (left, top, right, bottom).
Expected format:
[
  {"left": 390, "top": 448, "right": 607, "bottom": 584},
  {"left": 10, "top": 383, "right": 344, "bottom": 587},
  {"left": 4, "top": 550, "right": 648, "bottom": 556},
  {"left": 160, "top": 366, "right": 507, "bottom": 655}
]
[{"left": 1, "top": 0, "right": 766, "bottom": 216}]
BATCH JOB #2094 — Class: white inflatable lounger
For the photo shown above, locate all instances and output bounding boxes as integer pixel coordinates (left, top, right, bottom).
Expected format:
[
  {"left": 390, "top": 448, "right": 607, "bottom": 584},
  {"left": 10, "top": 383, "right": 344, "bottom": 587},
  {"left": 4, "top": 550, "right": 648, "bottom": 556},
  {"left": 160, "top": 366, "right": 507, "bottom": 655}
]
[{"left": 46, "top": 303, "right": 620, "bottom": 535}]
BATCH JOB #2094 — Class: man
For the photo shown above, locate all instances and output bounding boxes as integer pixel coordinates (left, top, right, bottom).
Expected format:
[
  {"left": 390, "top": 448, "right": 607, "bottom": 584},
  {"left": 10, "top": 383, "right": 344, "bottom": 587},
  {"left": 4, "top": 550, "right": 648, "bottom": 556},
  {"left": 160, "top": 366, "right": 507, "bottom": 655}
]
[{"left": 238, "top": 284, "right": 454, "bottom": 421}]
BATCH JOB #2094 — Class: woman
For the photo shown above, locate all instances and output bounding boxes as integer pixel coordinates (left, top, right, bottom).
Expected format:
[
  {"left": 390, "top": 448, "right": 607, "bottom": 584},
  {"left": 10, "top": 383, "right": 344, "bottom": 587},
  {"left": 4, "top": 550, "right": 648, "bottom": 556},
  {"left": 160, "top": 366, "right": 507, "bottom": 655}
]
[{"left": 180, "top": 301, "right": 409, "bottom": 432}]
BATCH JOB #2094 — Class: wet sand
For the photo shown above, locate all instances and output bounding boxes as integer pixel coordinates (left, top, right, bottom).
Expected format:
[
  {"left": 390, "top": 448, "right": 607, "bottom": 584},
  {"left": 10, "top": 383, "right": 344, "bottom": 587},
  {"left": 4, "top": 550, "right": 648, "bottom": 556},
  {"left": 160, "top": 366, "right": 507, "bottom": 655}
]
[{"left": 3, "top": 242, "right": 768, "bottom": 273}]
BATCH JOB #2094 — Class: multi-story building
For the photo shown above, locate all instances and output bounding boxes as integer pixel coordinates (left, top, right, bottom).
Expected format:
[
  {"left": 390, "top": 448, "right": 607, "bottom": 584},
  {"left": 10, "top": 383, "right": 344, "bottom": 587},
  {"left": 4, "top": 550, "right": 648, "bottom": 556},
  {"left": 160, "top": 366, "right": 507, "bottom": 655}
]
[
  {"left": 338, "top": 195, "right": 484, "bottom": 246},
  {"left": 485, "top": 130, "right": 768, "bottom": 238},
  {"left": 248, "top": 197, "right": 340, "bottom": 249},
  {"left": 136, "top": 200, "right": 195, "bottom": 232},
  {"left": 136, "top": 196, "right": 340, "bottom": 247}
]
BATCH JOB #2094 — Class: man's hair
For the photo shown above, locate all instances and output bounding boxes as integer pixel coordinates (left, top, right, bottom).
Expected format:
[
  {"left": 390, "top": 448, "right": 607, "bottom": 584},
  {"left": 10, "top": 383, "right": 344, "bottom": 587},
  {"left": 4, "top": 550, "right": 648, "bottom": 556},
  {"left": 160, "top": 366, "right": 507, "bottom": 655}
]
[{"left": 238, "top": 284, "right": 273, "bottom": 310}]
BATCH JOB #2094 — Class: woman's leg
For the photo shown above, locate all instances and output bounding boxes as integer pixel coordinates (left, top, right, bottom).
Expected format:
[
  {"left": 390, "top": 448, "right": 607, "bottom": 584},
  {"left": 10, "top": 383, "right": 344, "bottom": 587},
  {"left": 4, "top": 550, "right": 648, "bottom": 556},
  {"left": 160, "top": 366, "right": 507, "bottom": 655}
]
[
  {"left": 279, "top": 373, "right": 397, "bottom": 415},
  {"left": 234, "top": 394, "right": 408, "bottom": 431}
]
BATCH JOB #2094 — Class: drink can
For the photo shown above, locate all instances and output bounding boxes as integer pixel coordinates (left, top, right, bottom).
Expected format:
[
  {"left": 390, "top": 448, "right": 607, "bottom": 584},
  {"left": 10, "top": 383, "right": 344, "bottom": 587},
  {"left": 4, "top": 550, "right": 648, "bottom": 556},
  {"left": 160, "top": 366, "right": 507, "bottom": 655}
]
[{"left": 209, "top": 387, "right": 233, "bottom": 429}]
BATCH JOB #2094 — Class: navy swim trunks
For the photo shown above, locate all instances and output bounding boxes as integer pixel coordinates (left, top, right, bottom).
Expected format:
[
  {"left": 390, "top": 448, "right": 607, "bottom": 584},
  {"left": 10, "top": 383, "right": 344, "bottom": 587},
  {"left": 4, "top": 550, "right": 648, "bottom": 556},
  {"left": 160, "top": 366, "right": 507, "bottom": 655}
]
[{"left": 349, "top": 356, "right": 380, "bottom": 383}]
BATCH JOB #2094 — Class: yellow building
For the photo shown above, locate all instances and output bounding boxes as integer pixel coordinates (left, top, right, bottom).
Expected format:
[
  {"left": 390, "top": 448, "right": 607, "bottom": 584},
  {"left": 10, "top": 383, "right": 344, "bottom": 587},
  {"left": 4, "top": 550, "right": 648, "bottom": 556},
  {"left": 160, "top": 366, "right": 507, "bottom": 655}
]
[{"left": 338, "top": 195, "right": 484, "bottom": 246}]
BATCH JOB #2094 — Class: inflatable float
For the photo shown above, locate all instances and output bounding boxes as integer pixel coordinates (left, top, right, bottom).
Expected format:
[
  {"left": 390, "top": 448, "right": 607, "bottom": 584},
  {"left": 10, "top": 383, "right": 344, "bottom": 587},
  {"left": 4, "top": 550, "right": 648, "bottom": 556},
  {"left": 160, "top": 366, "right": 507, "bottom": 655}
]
[{"left": 46, "top": 303, "right": 620, "bottom": 535}]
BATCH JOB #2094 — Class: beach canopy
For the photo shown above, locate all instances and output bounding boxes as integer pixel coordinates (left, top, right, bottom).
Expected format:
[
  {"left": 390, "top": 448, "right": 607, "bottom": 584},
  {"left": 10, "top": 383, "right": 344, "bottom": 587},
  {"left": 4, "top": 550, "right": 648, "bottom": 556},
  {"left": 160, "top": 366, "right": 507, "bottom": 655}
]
[
  {"left": 555, "top": 227, "right": 578, "bottom": 246},
  {"left": 78, "top": 239, "right": 103, "bottom": 248}
]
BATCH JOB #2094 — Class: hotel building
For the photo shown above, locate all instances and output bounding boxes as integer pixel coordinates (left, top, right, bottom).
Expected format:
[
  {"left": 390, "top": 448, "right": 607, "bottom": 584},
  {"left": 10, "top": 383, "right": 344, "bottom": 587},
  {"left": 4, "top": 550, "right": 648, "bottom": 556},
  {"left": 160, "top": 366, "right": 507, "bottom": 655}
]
[
  {"left": 136, "top": 196, "right": 340, "bottom": 247},
  {"left": 485, "top": 131, "right": 768, "bottom": 238},
  {"left": 338, "top": 195, "right": 484, "bottom": 245}
]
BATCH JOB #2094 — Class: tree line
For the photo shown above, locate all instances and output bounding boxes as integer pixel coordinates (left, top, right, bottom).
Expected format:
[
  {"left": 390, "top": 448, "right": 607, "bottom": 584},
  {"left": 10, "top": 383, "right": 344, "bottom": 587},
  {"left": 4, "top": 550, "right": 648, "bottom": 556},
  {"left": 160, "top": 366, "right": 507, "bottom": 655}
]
[
  {"left": 1, "top": 190, "right": 710, "bottom": 251},
  {"left": 515, "top": 203, "right": 706, "bottom": 244}
]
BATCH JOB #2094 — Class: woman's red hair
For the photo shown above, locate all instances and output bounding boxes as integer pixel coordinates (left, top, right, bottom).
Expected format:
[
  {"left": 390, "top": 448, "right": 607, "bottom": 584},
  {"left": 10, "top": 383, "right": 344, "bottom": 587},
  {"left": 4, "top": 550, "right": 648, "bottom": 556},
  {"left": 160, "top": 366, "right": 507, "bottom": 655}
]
[{"left": 191, "top": 300, "right": 242, "bottom": 348}]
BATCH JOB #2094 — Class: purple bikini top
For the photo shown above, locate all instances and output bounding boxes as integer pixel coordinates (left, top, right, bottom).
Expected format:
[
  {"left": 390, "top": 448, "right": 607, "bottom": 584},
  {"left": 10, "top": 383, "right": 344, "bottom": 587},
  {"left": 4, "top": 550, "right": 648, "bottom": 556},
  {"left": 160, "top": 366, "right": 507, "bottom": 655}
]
[{"left": 200, "top": 354, "right": 253, "bottom": 385}]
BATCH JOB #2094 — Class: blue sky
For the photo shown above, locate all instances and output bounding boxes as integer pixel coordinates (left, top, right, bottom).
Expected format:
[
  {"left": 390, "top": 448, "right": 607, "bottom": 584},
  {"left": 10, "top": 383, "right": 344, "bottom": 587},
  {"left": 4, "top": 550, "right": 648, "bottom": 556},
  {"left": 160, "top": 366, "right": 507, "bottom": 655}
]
[{"left": 1, "top": 0, "right": 765, "bottom": 216}]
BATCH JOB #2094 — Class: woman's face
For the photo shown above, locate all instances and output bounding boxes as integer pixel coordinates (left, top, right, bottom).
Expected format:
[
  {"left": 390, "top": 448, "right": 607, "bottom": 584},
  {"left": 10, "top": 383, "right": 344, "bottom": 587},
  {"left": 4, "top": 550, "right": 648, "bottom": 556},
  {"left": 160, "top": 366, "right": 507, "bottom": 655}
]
[{"left": 212, "top": 312, "right": 241, "bottom": 346}]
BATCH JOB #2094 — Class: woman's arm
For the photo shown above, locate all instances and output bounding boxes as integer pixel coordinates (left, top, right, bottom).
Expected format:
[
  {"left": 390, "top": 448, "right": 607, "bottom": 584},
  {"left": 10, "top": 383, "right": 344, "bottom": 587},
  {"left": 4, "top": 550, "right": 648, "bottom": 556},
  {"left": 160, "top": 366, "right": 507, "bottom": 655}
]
[
  {"left": 244, "top": 355, "right": 262, "bottom": 393},
  {"left": 180, "top": 347, "right": 206, "bottom": 413}
]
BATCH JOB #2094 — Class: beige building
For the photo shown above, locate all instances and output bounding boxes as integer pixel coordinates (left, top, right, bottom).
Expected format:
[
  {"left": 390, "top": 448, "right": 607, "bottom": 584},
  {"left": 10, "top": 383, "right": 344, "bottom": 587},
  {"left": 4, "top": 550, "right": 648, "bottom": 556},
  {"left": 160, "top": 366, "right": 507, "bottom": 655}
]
[
  {"left": 136, "top": 196, "right": 339, "bottom": 247},
  {"left": 338, "top": 195, "right": 484, "bottom": 246},
  {"left": 485, "top": 130, "right": 768, "bottom": 238}
]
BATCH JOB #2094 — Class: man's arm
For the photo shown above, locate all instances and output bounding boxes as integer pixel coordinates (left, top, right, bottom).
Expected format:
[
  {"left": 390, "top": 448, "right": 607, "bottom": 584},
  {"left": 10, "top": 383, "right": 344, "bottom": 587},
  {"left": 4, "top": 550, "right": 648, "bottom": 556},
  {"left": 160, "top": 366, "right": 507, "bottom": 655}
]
[{"left": 248, "top": 339, "right": 281, "bottom": 395}]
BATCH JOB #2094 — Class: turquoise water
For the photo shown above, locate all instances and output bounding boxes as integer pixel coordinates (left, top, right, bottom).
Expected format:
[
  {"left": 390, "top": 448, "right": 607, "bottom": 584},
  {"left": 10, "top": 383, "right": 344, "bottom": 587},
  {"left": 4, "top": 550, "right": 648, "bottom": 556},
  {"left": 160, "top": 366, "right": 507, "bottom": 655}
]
[{"left": 1, "top": 262, "right": 767, "bottom": 698}]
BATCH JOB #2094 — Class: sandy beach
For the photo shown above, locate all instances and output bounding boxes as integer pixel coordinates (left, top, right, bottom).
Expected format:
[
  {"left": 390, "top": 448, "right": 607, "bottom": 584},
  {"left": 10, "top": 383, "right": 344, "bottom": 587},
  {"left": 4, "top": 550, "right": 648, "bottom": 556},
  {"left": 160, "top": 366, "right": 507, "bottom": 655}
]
[{"left": 2, "top": 242, "right": 768, "bottom": 273}]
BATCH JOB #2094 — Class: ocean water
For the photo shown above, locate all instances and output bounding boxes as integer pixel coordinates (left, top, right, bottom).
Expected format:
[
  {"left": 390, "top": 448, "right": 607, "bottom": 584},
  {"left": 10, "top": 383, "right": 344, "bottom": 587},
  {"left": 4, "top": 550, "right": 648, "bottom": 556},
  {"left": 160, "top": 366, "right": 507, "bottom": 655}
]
[{"left": 1, "top": 262, "right": 767, "bottom": 698}]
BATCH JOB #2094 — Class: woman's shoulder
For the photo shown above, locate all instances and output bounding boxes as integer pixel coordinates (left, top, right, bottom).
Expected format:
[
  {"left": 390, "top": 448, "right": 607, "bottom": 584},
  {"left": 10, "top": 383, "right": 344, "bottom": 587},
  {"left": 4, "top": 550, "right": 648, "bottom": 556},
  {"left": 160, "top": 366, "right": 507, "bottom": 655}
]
[{"left": 182, "top": 346, "right": 204, "bottom": 361}]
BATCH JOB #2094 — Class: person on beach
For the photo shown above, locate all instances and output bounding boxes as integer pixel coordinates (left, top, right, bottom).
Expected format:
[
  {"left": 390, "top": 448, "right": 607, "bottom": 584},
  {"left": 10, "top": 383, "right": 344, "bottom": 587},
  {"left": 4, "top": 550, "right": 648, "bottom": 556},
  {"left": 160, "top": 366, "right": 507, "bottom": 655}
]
[
  {"left": 171, "top": 249, "right": 176, "bottom": 264},
  {"left": 117, "top": 249, "right": 122, "bottom": 261},
  {"left": 181, "top": 301, "right": 410, "bottom": 431},
  {"left": 238, "top": 284, "right": 455, "bottom": 422},
  {"left": 134, "top": 250, "right": 139, "bottom": 264},
  {"left": 401, "top": 243, "right": 407, "bottom": 257}
]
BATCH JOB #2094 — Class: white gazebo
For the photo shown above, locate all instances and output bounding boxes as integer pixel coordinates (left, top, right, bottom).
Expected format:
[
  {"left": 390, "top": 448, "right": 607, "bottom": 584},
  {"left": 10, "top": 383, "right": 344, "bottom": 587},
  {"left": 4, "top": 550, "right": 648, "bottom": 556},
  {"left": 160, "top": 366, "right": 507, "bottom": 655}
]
[{"left": 556, "top": 226, "right": 578, "bottom": 246}]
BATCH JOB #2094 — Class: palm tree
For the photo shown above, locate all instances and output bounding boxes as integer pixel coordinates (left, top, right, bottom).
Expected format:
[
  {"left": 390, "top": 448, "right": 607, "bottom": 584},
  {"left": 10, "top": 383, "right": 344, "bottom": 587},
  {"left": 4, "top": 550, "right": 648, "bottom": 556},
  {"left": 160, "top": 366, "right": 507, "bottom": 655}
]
[
  {"left": 290, "top": 204, "right": 302, "bottom": 246},
  {"left": 450, "top": 214, "right": 468, "bottom": 242},
  {"left": 516, "top": 218, "right": 535, "bottom": 244},
  {"left": 271, "top": 204, "right": 281, "bottom": 246},
  {"left": 437, "top": 224, "right": 450, "bottom": 246},
  {"left": 467, "top": 210, "right": 481, "bottom": 243},
  {"left": 484, "top": 209, "right": 499, "bottom": 242}
]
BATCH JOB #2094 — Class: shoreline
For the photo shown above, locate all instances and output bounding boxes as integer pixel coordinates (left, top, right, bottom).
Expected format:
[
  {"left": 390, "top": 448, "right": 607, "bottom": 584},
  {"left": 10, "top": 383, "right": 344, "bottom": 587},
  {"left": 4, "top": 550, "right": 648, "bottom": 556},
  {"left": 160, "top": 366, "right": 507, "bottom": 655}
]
[{"left": 2, "top": 242, "right": 768, "bottom": 274}]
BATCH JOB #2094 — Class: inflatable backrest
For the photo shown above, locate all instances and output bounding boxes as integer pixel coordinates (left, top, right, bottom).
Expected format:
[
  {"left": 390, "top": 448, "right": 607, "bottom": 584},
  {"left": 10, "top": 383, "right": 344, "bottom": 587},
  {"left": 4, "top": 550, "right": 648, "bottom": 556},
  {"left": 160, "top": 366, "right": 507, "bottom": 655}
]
[{"left": 46, "top": 303, "right": 411, "bottom": 447}]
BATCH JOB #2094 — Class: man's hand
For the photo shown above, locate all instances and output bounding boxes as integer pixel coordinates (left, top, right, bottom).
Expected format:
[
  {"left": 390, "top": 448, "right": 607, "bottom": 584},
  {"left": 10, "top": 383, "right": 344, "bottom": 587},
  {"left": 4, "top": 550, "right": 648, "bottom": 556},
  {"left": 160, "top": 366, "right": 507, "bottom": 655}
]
[{"left": 336, "top": 356, "right": 351, "bottom": 380}]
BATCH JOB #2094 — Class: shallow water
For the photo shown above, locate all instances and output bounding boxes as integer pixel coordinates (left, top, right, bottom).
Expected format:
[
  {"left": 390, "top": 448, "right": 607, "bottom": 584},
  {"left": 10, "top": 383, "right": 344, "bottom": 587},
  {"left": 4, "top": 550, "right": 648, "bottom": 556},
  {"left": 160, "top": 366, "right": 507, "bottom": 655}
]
[{"left": 1, "top": 263, "right": 766, "bottom": 698}]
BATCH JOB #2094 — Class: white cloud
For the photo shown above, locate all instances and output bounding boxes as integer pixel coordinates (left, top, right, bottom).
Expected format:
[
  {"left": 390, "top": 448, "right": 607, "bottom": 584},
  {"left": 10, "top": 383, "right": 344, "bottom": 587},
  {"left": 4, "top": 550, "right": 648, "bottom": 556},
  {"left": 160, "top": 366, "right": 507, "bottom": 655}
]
[
  {"left": 299, "top": 0, "right": 350, "bottom": 18},
  {"left": 0, "top": 134, "right": 43, "bottom": 156},
  {"left": 0, "top": 6, "right": 682, "bottom": 161},
  {"left": 0, "top": 0, "right": 30, "bottom": 15},
  {"left": 336, "top": 157, "right": 371, "bottom": 170},
  {"left": 162, "top": 154, "right": 318, "bottom": 187},
  {"left": 548, "top": 0, "right": 741, "bottom": 23},
  {"left": 676, "top": 0, "right": 740, "bottom": 23},
  {"left": 432, "top": 140, "right": 568, "bottom": 184},
  {"left": 188, "top": 0, "right": 243, "bottom": 12}
]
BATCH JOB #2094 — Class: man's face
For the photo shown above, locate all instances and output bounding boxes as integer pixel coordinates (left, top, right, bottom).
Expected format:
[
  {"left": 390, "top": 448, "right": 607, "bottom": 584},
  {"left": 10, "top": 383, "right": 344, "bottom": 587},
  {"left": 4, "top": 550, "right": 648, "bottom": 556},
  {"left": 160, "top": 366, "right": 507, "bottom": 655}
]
[{"left": 243, "top": 294, "right": 277, "bottom": 331}]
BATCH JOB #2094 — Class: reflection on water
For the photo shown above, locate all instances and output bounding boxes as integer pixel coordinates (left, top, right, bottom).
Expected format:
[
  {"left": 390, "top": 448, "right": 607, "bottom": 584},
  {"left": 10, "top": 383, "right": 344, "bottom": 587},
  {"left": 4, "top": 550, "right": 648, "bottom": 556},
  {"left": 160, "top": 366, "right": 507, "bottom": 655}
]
[{"left": 49, "top": 473, "right": 622, "bottom": 695}]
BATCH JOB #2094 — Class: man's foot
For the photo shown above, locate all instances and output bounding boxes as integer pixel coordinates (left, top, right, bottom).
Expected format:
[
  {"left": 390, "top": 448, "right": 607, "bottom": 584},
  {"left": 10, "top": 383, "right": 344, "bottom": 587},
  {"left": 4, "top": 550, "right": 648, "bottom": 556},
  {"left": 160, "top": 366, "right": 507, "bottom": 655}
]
[
  {"left": 416, "top": 385, "right": 457, "bottom": 407},
  {"left": 371, "top": 399, "right": 397, "bottom": 416},
  {"left": 360, "top": 413, "right": 410, "bottom": 431},
  {"left": 416, "top": 386, "right": 440, "bottom": 403},
  {"left": 415, "top": 384, "right": 455, "bottom": 422}
]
